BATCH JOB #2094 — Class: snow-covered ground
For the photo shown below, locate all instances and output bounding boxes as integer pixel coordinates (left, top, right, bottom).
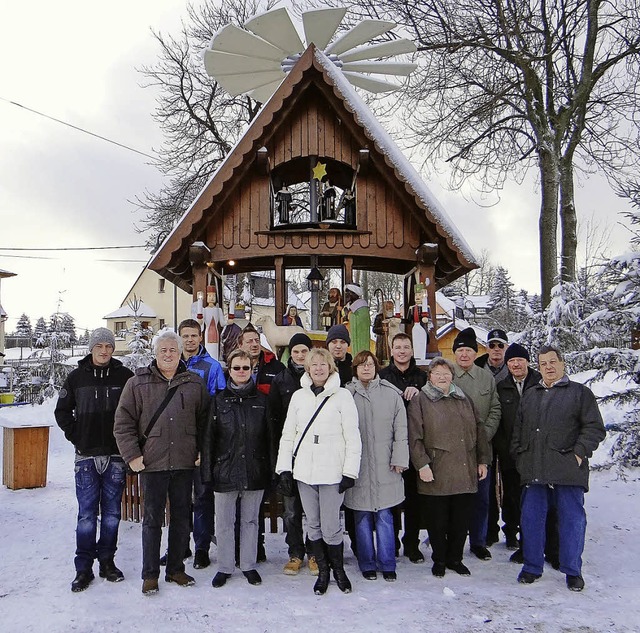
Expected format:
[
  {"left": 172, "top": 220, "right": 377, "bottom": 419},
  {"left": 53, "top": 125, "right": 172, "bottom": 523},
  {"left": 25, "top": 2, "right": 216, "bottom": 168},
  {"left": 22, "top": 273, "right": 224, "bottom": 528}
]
[{"left": 1, "top": 399, "right": 639, "bottom": 633}]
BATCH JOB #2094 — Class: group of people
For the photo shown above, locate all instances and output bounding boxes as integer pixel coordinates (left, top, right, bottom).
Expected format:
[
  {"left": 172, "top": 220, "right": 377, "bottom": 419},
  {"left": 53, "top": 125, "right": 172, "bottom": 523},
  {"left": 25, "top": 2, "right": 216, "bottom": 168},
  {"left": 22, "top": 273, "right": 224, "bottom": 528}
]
[{"left": 55, "top": 317, "right": 605, "bottom": 598}]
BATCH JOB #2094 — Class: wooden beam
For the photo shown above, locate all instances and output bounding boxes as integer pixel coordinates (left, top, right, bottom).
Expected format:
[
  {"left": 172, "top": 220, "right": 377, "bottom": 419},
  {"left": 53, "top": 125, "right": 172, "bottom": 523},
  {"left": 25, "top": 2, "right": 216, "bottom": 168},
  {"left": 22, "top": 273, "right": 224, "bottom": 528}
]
[{"left": 274, "top": 256, "right": 285, "bottom": 325}]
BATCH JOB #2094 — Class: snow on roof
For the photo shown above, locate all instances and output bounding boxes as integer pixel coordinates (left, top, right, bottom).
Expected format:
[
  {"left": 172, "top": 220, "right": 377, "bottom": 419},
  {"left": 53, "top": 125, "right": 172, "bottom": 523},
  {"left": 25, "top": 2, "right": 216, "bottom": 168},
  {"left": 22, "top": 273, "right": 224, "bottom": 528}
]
[
  {"left": 0, "top": 268, "right": 17, "bottom": 278},
  {"left": 435, "top": 291, "right": 458, "bottom": 315},
  {"left": 315, "top": 49, "right": 478, "bottom": 267},
  {"left": 0, "top": 303, "right": 6, "bottom": 318},
  {"left": 103, "top": 301, "right": 157, "bottom": 319},
  {"left": 436, "top": 317, "right": 490, "bottom": 343}
]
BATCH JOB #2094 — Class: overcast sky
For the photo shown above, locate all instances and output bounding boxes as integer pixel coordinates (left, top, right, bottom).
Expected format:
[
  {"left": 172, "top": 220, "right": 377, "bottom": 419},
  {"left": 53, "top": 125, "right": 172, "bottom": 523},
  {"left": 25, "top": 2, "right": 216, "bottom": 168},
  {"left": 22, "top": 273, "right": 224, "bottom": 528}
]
[{"left": 0, "top": 0, "right": 633, "bottom": 334}]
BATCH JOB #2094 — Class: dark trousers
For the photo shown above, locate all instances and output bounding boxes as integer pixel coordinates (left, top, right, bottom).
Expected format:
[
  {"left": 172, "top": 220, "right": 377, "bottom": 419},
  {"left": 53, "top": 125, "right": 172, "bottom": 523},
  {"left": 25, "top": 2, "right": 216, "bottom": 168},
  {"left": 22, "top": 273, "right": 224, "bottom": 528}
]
[
  {"left": 400, "top": 465, "right": 423, "bottom": 553},
  {"left": 193, "top": 466, "right": 214, "bottom": 552},
  {"left": 422, "top": 493, "right": 474, "bottom": 565},
  {"left": 74, "top": 457, "right": 126, "bottom": 572},
  {"left": 140, "top": 469, "right": 192, "bottom": 580},
  {"left": 488, "top": 463, "right": 521, "bottom": 542},
  {"left": 487, "top": 456, "right": 500, "bottom": 541},
  {"left": 469, "top": 466, "right": 491, "bottom": 548},
  {"left": 283, "top": 484, "right": 309, "bottom": 559},
  {"left": 521, "top": 484, "right": 586, "bottom": 577}
]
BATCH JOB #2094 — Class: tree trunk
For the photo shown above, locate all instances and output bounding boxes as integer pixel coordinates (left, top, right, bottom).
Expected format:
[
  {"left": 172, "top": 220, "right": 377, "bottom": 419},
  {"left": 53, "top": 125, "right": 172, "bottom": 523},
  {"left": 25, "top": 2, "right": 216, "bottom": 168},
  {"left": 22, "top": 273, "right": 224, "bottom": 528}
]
[
  {"left": 559, "top": 158, "right": 578, "bottom": 283},
  {"left": 538, "top": 148, "right": 560, "bottom": 307}
]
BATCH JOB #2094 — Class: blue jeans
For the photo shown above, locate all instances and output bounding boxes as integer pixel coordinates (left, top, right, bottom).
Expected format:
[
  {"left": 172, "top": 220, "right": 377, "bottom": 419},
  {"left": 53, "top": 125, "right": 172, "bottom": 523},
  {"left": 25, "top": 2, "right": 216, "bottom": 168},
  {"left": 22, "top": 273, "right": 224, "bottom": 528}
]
[
  {"left": 354, "top": 508, "right": 396, "bottom": 573},
  {"left": 469, "top": 466, "right": 491, "bottom": 548},
  {"left": 193, "top": 466, "right": 214, "bottom": 551},
  {"left": 74, "top": 456, "right": 126, "bottom": 572},
  {"left": 520, "top": 484, "right": 586, "bottom": 577},
  {"left": 140, "top": 469, "right": 193, "bottom": 580}
]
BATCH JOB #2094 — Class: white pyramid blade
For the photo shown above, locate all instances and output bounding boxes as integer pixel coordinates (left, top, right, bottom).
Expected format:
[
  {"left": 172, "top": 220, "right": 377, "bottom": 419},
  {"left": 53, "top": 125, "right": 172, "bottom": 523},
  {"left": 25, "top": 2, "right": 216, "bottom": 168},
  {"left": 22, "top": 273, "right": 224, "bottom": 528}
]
[
  {"left": 244, "top": 8, "right": 304, "bottom": 55},
  {"left": 339, "top": 39, "right": 417, "bottom": 63},
  {"left": 210, "top": 24, "right": 287, "bottom": 62},
  {"left": 216, "top": 70, "right": 286, "bottom": 97},
  {"left": 343, "top": 71, "right": 402, "bottom": 93},
  {"left": 249, "top": 79, "right": 286, "bottom": 103},
  {"left": 325, "top": 20, "right": 396, "bottom": 56},
  {"left": 302, "top": 8, "right": 347, "bottom": 49},
  {"left": 341, "top": 61, "right": 417, "bottom": 76},
  {"left": 204, "top": 50, "right": 281, "bottom": 77}
]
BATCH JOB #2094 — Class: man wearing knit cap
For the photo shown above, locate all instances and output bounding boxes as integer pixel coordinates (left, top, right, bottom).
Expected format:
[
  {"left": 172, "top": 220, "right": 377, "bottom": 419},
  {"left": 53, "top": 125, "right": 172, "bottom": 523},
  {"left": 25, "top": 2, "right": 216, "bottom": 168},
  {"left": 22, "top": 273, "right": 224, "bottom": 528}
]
[
  {"left": 269, "top": 332, "right": 317, "bottom": 576},
  {"left": 55, "top": 327, "right": 134, "bottom": 592},
  {"left": 495, "top": 344, "right": 544, "bottom": 561},
  {"left": 451, "top": 327, "right": 501, "bottom": 562},
  {"left": 325, "top": 324, "right": 353, "bottom": 387},
  {"left": 343, "top": 283, "right": 371, "bottom": 357}
]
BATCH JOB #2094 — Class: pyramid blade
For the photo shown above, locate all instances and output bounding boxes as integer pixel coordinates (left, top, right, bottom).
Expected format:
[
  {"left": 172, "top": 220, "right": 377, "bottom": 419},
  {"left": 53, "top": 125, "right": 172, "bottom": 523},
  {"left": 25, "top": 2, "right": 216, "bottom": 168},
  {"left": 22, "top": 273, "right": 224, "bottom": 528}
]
[
  {"left": 244, "top": 8, "right": 304, "bottom": 55},
  {"left": 216, "top": 70, "right": 286, "bottom": 97},
  {"left": 343, "top": 71, "right": 402, "bottom": 93},
  {"left": 339, "top": 39, "right": 417, "bottom": 63},
  {"left": 302, "top": 8, "right": 347, "bottom": 49},
  {"left": 325, "top": 20, "right": 396, "bottom": 56},
  {"left": 340, "top": 61, "right": 417, "bottom": 76},
  {"left": 204, "top": 50, "right": 281, "bottom": 77},
  {"left": 249, "top": 79, "right": 286, "bottom": 104},
  {"left": 209, "top": 24, "right": 287, "bottom": 62}
]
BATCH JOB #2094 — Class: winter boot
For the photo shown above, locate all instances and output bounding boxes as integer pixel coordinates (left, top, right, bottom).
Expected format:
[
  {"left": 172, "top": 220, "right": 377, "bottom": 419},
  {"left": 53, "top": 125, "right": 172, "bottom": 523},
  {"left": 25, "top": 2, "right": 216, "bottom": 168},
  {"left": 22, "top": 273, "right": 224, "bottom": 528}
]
[
  {"left": 327, "top": 542, "right": 352, "bottom": 593},
  {"left": 309, "top": 539, "right": 330, "bottom": 595},
  {"left": 99, "top": 558, "right": 124, "bottom": 582}
]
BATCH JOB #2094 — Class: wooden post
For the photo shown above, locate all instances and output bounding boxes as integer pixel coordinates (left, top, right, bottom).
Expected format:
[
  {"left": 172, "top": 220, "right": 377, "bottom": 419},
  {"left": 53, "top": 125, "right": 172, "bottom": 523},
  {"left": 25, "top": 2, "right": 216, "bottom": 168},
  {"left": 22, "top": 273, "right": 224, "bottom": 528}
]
[
  {"left": 343, "top": 256, "right": 353, "bottom": 285},
  {"left": 2, "top": 425, "right": 49, "bottom": 489},
  {"left": 274, "top": 256, "right": 285, "bottom": 326}
]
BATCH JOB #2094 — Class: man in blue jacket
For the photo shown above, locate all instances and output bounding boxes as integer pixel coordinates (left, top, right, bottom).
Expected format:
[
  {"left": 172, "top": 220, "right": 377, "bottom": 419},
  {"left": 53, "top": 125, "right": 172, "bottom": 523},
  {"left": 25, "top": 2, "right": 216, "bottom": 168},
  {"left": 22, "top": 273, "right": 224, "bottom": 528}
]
[
  {"left": 511, "top": 345, "right": 606, "bottom": 591},
  {"left": 55, "top": 328, "right": 133, "bottom": 592},
  {"left": 178, "top": 318, "right": 226, "bottom": 570}
]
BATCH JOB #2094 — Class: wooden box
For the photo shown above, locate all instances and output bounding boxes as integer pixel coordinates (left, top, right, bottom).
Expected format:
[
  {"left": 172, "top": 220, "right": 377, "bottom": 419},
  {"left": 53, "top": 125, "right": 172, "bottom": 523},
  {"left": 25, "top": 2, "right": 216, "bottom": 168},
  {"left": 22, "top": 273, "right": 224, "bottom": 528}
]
[{"left": 2, "top": 425, "right": 50, "bottom": 489}]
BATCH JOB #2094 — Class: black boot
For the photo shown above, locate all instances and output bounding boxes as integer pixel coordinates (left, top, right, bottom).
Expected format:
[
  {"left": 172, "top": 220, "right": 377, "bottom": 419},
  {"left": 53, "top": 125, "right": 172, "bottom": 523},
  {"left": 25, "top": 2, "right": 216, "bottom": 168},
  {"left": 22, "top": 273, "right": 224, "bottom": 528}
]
[
  {"left": 99, "top": 558, "right": 124, "bottom": 582},
  {"left": 309, "top": 539, "right": 330, "bottom": 595},
  {"left": 327, "top": 542, "right": 352, "bottom": 593}
]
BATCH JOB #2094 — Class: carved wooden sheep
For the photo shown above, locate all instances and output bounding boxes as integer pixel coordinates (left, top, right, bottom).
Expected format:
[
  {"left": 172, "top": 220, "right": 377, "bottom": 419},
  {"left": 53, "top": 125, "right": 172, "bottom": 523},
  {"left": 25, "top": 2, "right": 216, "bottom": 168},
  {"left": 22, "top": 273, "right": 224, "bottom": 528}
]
[{"left": 254, "top": 315, "right": 305, "bottom": 353}]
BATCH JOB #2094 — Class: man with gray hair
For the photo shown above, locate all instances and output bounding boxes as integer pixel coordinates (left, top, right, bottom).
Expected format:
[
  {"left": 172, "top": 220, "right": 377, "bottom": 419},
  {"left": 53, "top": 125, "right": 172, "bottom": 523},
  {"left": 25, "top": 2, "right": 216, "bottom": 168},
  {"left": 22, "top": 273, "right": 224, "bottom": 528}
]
[
  {"left": 511, "top": 345, "right": 605, "bottom": 591},
  {"left": 114, "top": 329, "right": 210, "bottom": 595},
  {"left": 55, "top": 327, "right": 134, "bottom": 592}
]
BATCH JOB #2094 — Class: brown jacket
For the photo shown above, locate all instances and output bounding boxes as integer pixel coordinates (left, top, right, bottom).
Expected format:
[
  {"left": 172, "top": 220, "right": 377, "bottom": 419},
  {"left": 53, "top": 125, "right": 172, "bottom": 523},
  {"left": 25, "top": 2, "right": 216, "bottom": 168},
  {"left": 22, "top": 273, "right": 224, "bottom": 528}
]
[
  {"left": 114, "top": 361, "right": 210, "bottom": 472},
  {"left": 408, "top": 382, "right": 490, "bottom": 496}
]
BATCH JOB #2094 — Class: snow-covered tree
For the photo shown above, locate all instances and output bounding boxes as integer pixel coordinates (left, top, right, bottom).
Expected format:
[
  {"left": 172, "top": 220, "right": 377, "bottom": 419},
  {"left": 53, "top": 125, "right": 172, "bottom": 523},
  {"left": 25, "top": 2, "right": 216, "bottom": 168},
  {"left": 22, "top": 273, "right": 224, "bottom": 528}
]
[
  {"left": 33, "top": 317, "right": 47, "bottom": 348},
  {"left": 60, "top": 313, "right": 77, "bottom": 345},
  {"left": 121, "top": 296, "right": 155, "bottom": 370},
  {"left": 14, "top": 313, "right": 33, "bottom": 343}
]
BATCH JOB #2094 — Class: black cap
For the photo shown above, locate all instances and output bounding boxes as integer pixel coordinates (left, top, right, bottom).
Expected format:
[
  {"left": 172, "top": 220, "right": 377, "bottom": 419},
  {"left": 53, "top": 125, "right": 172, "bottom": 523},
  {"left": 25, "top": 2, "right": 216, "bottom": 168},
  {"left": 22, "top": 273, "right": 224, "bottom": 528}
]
[
  {"left": 453, "top": 327, "right": 478, "bottom": 353},
  {"left": 487, "top": 328, "right": 508, "bottom": 344},
  {"left": 504, "top": 343, "right": 530, "bottom": 363},
  {"left": 288, "top": 332, "right": 313, "bottom": 352}
]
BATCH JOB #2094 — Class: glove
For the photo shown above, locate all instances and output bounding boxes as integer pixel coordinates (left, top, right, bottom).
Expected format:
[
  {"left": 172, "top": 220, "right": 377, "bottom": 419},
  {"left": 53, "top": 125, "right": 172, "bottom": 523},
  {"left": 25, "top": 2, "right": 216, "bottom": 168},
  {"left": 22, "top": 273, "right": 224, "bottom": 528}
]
[
  {"left": 338, "top": 476, "right": 355, "bottom": 494},
  {"left": 129, "top": 456, "right": 145, "bottom": 472},
  {"left": 277, "top": 471, "right": 295, "bottom": 497}
]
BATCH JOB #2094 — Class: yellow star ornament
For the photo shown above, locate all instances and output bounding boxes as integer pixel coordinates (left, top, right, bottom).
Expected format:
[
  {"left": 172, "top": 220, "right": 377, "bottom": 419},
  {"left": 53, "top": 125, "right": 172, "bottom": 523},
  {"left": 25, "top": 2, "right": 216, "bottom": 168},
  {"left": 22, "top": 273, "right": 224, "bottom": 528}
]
[{"left": 312, "top": 162, "right": 327, "bottom": 181}]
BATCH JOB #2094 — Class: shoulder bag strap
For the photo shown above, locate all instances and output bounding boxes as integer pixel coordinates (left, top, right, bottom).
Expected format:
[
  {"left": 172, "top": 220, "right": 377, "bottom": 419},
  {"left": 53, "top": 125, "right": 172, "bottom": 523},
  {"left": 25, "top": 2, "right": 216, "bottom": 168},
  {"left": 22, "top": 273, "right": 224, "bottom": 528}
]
[
  {"left": 292, "top": 394, "right": 332, "bottom": 463},
  {"left": 140, "top": 385, "right": 179, "bottom": 447}
]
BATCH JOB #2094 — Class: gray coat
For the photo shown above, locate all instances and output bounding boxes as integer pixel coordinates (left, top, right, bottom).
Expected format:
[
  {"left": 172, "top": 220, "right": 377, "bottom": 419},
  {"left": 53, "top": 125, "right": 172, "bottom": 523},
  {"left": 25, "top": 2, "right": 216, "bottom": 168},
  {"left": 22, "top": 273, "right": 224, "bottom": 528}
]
[
  {"left": 344, "top": 377, "right": 409, "bottom": 512},
  {"left": 453, "top": 363, "right": 501, "bottom": 462},
  {"left": 510, "top": 375, "right": 605, "bottom": 491},
  {"left": 114, "top": 361, "right": 210, "bottom": 472}
]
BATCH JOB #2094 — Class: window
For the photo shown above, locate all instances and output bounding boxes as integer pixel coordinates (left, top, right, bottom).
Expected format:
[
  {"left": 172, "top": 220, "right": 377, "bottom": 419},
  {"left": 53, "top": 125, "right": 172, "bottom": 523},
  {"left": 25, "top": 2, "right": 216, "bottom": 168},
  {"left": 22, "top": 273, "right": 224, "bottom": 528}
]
[
  {"left": 158, "top": 278, "right": 166, "bottom": 293},
  {"left": 114, "top": 321, "right": 126, "bottom": 335}
]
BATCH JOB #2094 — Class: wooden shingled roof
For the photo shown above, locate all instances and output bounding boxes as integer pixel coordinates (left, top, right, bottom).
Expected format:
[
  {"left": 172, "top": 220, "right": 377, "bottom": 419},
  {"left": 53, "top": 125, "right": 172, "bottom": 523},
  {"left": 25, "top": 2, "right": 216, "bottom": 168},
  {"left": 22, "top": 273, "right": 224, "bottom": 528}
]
[{"left": 149, "top": 45, "right": 477, "bottom": 293}]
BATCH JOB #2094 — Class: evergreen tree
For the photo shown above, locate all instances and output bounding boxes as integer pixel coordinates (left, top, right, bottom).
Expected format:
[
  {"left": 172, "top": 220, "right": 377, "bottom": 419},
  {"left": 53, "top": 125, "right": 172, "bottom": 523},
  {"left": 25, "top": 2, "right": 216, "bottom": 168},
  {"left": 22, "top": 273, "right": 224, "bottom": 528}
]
[
  {"left": 60, "top": 313, "right": 78, "bottom": 345},
  {"left": 14, "top": 313, "right": 33, "bottom": 342},
  {"left": 33, "top": 317, "right": 47, "bottom": 348},
  {"left": 121, "top": 296, "right": 155, "bottom": 370}
]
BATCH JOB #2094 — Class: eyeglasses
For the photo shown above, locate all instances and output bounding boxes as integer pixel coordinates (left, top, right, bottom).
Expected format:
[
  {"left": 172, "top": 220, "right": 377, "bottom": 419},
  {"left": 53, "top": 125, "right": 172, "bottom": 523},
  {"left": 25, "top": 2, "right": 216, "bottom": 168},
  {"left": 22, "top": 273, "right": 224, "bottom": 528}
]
[
  {"left": 489, "top": 342, "right": 505, "bottom": 349},
  {"left": 230, "top": 365, "right": 251, "bottom": 371},
  {"left": 430, "top": 372, "right": 452, "bottom": 378},
  {"left": 359, "top": 362, "right": 376, "bottom": 369}
]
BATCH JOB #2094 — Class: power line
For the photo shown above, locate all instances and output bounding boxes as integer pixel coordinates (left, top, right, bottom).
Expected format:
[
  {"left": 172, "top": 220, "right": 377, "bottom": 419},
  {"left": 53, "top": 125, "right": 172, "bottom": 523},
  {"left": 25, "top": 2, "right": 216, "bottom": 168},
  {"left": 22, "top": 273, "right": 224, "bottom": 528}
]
[
  {"left": 0, "top": 245, "right": 147, "bottom": 251},
  {"left": 0, "top": 96, "right": 157, "bottom": 160}
]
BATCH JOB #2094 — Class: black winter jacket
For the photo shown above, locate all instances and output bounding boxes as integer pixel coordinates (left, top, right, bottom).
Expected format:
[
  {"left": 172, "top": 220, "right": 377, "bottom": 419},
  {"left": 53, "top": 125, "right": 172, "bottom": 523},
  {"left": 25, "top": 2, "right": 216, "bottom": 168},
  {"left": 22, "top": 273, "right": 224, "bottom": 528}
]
[
  {"left": 55, "top": 355, "right": 133, "bottom": 456},
  {"left": 510, "top": 376, "right": 605, "bottom": 491},
  {"left": 379, "top": 358, "right": 427, "bottom": 406},
  {"left": 495, "top": 368, "right": 541, "bottom": 470},
  {"left": 268, "top": 358, "right": 305, "bottom": 441},
  {"left": 335, "top": 353, "right": 353, "bottom": 387},
  {"left": 202, "top": 382, "right": 273, "bottom": 492},
  {"left": 255, "top": 350, "right": 285, "bottom": 395}
]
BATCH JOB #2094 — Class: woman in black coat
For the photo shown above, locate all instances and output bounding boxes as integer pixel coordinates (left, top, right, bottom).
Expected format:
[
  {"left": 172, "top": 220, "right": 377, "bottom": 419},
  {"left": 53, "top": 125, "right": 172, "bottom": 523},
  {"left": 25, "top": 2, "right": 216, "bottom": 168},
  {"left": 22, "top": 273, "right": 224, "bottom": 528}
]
[{"left": 202, "top": 349, "right": 273, "bottom": 588}]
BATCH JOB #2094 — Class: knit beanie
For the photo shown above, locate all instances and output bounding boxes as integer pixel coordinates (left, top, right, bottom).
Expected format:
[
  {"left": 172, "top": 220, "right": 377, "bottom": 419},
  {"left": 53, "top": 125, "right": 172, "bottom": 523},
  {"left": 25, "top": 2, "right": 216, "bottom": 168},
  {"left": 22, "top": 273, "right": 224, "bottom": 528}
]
[
  {"left": 326, "top": 324, "right": 350, "bottom": 346},
  {"left": 89, "top": 327, "right": 116, "bottom": 351},
  {"left": 288, "top": 332, "right": 313, "bottom": 352},
  {"left": 452, "top": 327, "right": 478, "bottom": 353},
  {"left": 504, "top": 343, "right": 530, "bottom": 363}
]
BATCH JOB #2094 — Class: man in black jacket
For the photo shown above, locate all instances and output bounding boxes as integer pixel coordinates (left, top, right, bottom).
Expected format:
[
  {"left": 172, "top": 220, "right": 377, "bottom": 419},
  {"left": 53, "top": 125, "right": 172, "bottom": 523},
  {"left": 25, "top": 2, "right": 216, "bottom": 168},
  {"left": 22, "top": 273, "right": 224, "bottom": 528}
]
[
  {"left": 511, "top": 345, "right": 606, "bottom": 591},
  {"left": 379, "top": 333, "right": 427, "bottom": 563},
  {"left": 55, "top": 328, "right": 133, "bottom": 592},
  {"left": 325, "top": 324, "right": 352, "bottom": 387}
]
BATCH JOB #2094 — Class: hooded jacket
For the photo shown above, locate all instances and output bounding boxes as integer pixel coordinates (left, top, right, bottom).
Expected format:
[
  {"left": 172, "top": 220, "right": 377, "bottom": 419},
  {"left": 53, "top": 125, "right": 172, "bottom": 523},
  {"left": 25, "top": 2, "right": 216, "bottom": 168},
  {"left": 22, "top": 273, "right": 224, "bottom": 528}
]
[
  {"left": 344, "top": 377, "right": 408, "bottom": 512},
  {"left": 184, "top": 344, "right": 226, "bottom": 396},
  {"left": 114, "top": 360, "right": 209, "bottom": 472},
  {"left": 55, "top": 354, "right": 133, "bottom": 456},
  {"left": 276, "top": 372, "right": 361, "bottom": 485}
]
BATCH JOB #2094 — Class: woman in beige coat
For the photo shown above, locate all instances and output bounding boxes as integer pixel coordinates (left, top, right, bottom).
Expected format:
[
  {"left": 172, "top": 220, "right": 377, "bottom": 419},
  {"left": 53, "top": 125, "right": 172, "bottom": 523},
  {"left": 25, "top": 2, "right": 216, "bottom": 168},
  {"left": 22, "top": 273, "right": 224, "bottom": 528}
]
[{"left": 408, "top": 357, "right": 490, "bottom": 578}]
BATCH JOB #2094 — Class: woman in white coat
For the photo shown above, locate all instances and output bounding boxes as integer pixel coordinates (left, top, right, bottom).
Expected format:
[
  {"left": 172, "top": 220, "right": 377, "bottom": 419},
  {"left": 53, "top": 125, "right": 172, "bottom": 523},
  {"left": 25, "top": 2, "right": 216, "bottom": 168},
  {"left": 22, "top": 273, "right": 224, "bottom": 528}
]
[{"left": 276, "top": 348, "right": 361, "bottom": 595}]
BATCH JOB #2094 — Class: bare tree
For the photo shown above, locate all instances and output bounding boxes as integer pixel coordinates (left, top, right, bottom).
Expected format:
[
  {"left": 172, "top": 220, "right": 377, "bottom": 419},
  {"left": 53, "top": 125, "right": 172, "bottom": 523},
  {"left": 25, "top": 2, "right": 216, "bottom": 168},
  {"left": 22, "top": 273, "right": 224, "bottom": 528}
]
[
  {"left": 136, "top": 0, "right": 274, "bottom": 249},
  {"left": 309, "top": 0, "right": 640, "bottom": 306}
]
